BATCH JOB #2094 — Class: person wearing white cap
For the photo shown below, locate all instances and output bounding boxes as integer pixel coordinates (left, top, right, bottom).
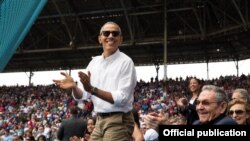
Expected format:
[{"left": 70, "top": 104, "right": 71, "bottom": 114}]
[{"left": 144, "top": 128, "right": 159, "bottom": 141}]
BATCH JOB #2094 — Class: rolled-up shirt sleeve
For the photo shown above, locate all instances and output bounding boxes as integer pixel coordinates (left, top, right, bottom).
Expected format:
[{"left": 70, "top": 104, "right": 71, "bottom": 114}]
[
  {"left": 110, "top": 60, "right": 137, "bottom": 106},
  {"left": 86, "top": 50, "right": 137, "bottom": 113},
  {"left": 72, "top": 90, "right": 91, "bottom": 101}
]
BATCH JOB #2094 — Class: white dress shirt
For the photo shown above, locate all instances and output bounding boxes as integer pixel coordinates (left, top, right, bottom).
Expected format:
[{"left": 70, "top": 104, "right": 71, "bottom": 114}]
[{"left": 73, "top": 49, "right": 137, "bottom": 113}]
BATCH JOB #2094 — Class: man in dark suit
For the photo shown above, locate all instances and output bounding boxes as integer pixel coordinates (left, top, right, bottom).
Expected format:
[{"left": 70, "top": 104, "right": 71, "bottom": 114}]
[
  {"left": 193, "top": 85, "right": 237, "bottom": 125},
  {"left": 56, "top": 106, "right": 87, "bottom": 141}
]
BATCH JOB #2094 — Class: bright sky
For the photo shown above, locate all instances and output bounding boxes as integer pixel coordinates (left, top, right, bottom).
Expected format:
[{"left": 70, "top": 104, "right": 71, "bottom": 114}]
[{"left": 0, "top": 59, "right": 250, "bottom": 86}]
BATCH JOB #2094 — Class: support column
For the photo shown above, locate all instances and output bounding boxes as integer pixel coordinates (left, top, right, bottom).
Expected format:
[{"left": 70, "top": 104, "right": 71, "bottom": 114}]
[
  {"left": 236, "top": 60, "right": 239, "bottom": 77},
  {"left": 29, "top": 70, "right": 33, "bottom": 86},
  {"left": 206, "top": 59, "right": 209, "bottom": 80},
  {"left": 163, "top": 0, "right": 168, "bottom": 81}
]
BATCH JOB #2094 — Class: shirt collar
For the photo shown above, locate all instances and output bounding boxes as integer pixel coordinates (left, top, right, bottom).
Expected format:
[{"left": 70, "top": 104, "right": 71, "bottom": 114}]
[{"left": 101, "top": 49, "right": 120, "bottom": 62}]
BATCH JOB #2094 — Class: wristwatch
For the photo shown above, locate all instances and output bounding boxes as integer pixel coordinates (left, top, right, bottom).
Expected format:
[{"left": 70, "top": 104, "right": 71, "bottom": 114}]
[{"left": 91, "top": 87, "right": 98, "bottom": 95}]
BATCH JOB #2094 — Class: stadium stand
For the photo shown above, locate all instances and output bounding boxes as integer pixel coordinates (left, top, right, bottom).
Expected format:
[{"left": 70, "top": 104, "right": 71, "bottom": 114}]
[{"left": 2, "top": 0, "right": 250, "bottom": 73}]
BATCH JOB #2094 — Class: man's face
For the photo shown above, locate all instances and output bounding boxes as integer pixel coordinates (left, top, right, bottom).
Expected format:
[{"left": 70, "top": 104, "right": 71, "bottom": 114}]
[
  {"left": 98, "top": 23, "right": 123, "bottom": 55},
  {"left": 196, "top": 90, "right": 224, "bottom": 123}
]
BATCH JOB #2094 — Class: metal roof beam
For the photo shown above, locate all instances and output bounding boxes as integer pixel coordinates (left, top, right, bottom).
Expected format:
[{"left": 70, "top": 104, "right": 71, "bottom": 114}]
[
  {"left": 207, "top": 0, "right": 241, "bottom": 25},
  {"left": 52, "top": 0, "right": 73, "bottom": 47},
  {"left": 120, "top": 0, "right": 134, "bottom": 43},
  {"left": 231, "top": 0, "right": 247, "bottom": 30},
  {"left": 193, "top": 8, "right": 205, "bottom": 39}
]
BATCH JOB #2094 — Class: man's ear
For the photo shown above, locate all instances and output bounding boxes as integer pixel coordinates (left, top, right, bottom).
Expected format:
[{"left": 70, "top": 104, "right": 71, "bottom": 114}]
[
  {"left": 220, "top": 102, "right": 228, "bottom": 114},
  {"left": 98, "top": 35, "right": 102, "bottom": 44}
]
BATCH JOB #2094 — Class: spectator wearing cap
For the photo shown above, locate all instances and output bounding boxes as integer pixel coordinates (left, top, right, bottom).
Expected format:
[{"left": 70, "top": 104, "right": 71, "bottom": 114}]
[{"left": 144, "top": 128, "right": 158, "bottom": 141}]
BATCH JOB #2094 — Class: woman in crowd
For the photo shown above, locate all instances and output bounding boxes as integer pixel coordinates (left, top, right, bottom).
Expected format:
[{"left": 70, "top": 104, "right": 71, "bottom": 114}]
[
  {"left": 143, "top": 77, "right": 201, "bottom": 128},
  {"left": 228, "top": 99, "right": 250, "bottom": 125},
  {"left": 177, "top": 77, "right": 201, "bottom": 125},
  {"left": 231, "top": 88, "right": 250, "bottom": 103},
  {"left": 132, "top": 108, "right": 144, "bottom": 141},
  {"left": 69, "top": 117, "right": 96, "bottom": 141},
  {"left": 84, "top": 117, "right": 96, "bottom": 141}
]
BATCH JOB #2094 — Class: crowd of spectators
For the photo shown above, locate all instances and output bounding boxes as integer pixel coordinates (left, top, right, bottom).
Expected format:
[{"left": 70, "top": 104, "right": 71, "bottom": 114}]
[{"left": 0, "top": 74, "right": 250, "bottom": 140}]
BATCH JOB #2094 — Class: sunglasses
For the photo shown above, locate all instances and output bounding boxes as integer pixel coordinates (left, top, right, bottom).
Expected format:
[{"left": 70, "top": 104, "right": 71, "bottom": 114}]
[
  {"left": 195, "top": 100, "right": 218, "bottom": 106},
  {"left": 101, "top": 31, "right": 120, "bottom": 37},
  {"left": 229, "top": 110, "right": 245, "bottom": 116}
]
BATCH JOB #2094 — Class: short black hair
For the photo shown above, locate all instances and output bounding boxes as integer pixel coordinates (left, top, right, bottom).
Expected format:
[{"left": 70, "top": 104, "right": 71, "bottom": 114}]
[{"left": 70, "top": 106, "right": 78, "bottom": 115}]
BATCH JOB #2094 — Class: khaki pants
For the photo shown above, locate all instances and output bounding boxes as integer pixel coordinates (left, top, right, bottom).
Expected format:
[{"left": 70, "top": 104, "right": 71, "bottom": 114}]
[{"left": 91, "top": 111, "right": 134, "bottom": 141}]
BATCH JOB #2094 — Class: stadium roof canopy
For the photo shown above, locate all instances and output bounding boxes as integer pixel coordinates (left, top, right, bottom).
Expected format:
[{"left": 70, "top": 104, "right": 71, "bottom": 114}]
[{"left": 4, "top": 0, "right": 250, "bottom": 72}]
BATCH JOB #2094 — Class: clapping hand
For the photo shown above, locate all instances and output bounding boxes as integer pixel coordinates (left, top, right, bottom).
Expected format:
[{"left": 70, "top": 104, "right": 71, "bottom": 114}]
[
  {"left": 78, "top": 71, "right": 93, "bottom": 93},
  {"left": 53, "top": 72, "right": 76, "bottom": 89}
]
